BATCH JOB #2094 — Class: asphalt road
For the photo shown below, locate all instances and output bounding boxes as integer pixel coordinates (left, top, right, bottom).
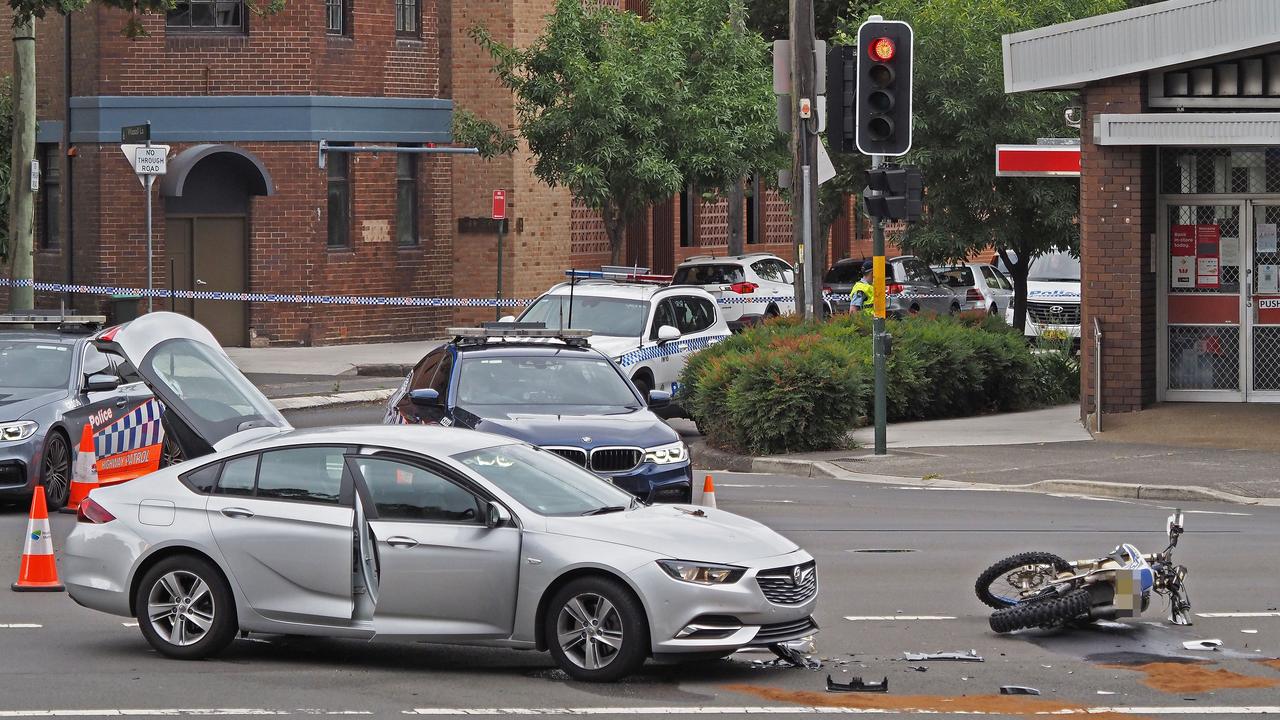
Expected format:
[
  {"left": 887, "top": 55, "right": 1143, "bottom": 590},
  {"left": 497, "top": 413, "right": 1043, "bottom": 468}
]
[{"left": 0, "top": 407, "right": 1277, "bottom": 717}]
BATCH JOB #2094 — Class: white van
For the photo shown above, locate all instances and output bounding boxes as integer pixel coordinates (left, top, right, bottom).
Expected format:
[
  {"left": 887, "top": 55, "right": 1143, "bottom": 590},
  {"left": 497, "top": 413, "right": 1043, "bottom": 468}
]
[{"left": 997, "top": 251, "right": 1082, "bottom": 342}]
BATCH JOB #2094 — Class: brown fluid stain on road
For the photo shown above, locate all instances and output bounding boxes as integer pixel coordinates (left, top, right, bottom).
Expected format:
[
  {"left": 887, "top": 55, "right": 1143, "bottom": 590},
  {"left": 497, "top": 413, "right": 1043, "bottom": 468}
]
[
  {"left": 1102, "top": 662, "right": 1280, "bottom": 693},
  {"left": 725, "top": 683, "right": 1140, "bottom": 719},
  {"left": 1260, "top": 659, "right": 1280, "bottom": 672}
]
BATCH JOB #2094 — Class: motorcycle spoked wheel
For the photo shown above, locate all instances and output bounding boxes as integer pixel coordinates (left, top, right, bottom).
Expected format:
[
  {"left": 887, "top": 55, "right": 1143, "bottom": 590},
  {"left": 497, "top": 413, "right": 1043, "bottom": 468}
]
[
  {"left": 989, "top": 587, "right": 1092, "bottom": 633},
  {"left": 974, "top": 552, "right": 1073, "bottom": 609}
]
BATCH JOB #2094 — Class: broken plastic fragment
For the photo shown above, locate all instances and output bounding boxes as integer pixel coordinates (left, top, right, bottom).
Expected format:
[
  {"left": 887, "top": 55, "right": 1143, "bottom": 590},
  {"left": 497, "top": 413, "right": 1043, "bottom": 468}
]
[
  {"left": 1182, "top": 639, "right": 1223, "bottom": 650},
  {"left": 902, "top": 649, "right": 984, "bottom": 662},
  {"left": 1000, "top": 686, "right": 1040, "bottom": 696},
  {"left": 770, "top": 643, "right": 822, "bottom": 670},
  {"left": 908, "top": 666, "right": 928, "bottom": 672},
  {"left": 827, "top": 675, "right": 889, "bottom": 693}
]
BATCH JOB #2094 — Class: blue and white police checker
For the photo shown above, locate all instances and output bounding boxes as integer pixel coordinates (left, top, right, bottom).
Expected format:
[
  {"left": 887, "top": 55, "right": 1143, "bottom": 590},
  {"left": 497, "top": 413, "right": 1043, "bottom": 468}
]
[{"left": 513, "top": 274, "right": 730, "bottom": 412}]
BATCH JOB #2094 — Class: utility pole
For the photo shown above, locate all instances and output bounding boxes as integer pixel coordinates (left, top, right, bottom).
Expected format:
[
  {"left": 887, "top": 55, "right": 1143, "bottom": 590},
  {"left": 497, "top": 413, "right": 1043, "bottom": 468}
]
[
  {"left": 870, "top": 155, "right": 888, "bottom": 455},
  {"left": 725, "top": 0, "right": 747, "bottom": 256},
  {"left": 7, "top": 17, "right": 36, "bottom": 311},
  {"left": 789, "top": 0, "right": 818, "bottom": 319}
]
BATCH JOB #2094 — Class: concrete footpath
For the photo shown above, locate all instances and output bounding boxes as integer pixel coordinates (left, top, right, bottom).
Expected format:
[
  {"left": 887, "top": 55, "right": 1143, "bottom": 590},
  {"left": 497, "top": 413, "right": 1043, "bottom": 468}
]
[
  {"left": 226, "top": 339, "right": 442, "bottom": 410},
  {"left": 687, "top": 405, "right": 1280, "bottom": 506}
]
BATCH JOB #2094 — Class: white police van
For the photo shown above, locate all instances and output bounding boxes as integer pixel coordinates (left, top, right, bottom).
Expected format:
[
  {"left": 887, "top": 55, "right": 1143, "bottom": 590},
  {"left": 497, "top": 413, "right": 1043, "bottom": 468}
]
[
  {"left": 999, "top": 251, "right": 1082, "bottom": 344},
  {"left": 511, "top": 269, "right": 730, "bottom": 413}
]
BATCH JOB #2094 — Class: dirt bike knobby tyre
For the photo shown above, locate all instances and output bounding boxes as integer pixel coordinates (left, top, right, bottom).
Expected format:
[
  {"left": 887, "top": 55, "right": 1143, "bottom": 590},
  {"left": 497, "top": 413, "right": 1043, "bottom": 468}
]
[
  {"left": 974, "top": 552, "right": 1073, "bottom": 609},
  {"left": 989, "top": 587, "right": 1092, "bottom": 633}
]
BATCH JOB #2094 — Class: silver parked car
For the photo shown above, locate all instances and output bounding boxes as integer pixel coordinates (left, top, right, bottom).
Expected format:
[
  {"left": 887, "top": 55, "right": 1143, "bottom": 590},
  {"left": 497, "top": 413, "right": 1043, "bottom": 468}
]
[
  {"left": 63, "top": 313, "right": 818, "bottom": 682},
  {"left": 932, "top": 263, "right": 1014, "bottom": 318}
]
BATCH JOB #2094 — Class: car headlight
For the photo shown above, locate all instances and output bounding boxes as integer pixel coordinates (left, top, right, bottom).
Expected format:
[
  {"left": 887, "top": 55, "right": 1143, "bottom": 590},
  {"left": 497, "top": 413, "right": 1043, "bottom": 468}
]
[
  {"left": 0, "top": 421, "right": 38, "bottom": 442},
  {"left": 657, "top": 560, "right": 745, "bottom": 585},
  {"left": 643, "top": 441, "right": 686, "bottom": 465}
]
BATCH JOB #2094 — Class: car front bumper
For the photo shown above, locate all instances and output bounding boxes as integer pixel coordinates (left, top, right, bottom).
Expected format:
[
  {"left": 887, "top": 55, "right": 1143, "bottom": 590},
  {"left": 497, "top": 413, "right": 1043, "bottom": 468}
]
[
  {"left": 0, "top": 434, "right": 42, "bottom": 498},
  {"left": 607, "top": 460, "right": 693, "bottom": 504},
  {"left": 633, "top": 548, "right": 819, "bottom": 655}
]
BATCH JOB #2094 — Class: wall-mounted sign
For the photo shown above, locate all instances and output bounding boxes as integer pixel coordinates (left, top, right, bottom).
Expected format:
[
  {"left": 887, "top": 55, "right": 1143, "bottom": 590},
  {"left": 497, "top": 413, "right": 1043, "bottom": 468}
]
[
  {"left": 1195, "top": 224, "right": 1220, "bottom": 289},
  {"left": 1171, "top": 225, "right": 1196, "bottom": 289},
  {"left": 458, "top": 217, "right": 508, "bottom": 234}
]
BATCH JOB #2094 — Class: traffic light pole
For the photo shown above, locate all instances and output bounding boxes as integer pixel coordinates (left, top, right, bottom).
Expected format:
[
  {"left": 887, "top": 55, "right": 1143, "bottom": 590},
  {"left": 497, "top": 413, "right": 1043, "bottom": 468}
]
[{"left": 871, "top": 154, "right": 888, "bottom": 456}]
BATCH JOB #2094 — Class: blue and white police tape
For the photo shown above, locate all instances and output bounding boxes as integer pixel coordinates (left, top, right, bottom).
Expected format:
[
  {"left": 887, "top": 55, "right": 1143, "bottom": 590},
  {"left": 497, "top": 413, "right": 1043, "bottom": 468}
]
[{"left": 0, "top": 278, "right": 530, "bottom": 309}]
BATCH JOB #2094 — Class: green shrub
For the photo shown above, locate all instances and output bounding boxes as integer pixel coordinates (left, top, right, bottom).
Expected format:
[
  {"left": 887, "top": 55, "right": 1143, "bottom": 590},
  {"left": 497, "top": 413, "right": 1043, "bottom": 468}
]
[{"left": 681, "top": 312, "right": 1081, "bottom": 455}]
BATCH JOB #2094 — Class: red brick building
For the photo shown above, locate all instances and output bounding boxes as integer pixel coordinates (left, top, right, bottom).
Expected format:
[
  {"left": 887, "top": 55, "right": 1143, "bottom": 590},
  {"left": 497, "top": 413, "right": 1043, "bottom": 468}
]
[
  {"left": 6, "top": 0, "right": 869, "bottom": 345},
  {"left": 1004, "top": 0, "right": 1280, "bottom": 414}
]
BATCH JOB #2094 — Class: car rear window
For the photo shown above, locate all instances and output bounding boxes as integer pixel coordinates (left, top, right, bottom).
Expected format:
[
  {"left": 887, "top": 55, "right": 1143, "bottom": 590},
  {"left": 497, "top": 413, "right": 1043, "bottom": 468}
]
[
  {"left": 824, "top": 262, "right": 900, "bottom": 283},
  {"left": 673, "top": 264, "right": 746, "bottom": 285},
  {"left": 936, "top": 267, "right": 975, "bottom": 288}
]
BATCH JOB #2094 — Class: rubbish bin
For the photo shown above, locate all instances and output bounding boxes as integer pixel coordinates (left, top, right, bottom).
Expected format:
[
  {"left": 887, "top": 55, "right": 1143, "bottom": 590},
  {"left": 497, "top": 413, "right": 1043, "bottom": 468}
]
[{"left": 109, "top": 294, "right": 142, "bottom": 324}]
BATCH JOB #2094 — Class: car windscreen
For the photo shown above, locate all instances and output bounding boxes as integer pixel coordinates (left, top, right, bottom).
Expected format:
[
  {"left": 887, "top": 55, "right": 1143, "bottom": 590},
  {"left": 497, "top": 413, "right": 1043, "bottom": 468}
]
[
  {"left": 456, "top": 356, "right": 639, "bottom": 407},
  {"left": 673, "top": 264, "right": 746, "bottom": 285},
  {"left": 0, "top": 340, "right": 73, "bottom": 389},
  {"left": 142, "top": 338, "right": 288, "bottom": 442},
  {"left": 518, "top": 295, "right": 649, "bottom": 337},
  {"left": 454, "top": 443, "right": 637, "bottom": 517},
  {"left": 1026, "top": 253, "right": 1081, "bottom": 282},
  {"left": 935, "top": 266, "right": 975, "bottom": 288}
]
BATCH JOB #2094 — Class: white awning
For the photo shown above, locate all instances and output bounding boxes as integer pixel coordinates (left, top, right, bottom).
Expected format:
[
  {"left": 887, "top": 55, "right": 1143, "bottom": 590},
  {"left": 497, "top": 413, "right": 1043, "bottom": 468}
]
[{"left": 1094, "top": 113, "right": 1280, "bottom": 145}]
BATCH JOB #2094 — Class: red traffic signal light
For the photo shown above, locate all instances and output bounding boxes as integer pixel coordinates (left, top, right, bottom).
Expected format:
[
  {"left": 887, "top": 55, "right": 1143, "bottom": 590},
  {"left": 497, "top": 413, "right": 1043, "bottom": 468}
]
[{"left": 869, "top": 37, "right": 895, "bottom": 62}]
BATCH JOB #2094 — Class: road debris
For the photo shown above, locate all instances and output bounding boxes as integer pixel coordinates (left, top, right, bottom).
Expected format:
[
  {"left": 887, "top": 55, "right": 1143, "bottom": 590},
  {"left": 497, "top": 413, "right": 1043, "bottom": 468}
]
[
  {"left": 903, "top": 649, "right": 984, "bottom": 662},
  {"left": 1182, "top": 639, "right": 1223, "bottom": 650},
  {"left": 999, "top": 686, "right": 1040, "bottom": 696},
  {"left": 826, "top": 675, "right": 889, "bottom": 693},
  {"left": 1242, "top": 629, "right": 1259, "bottom": 634},
  {"left": 908, "top": 666, "right": 928, "bottom": 672},
  {"left": 1096, "top": 691, "right": 1116, "bottom": 695},
  {"left": 770, "top": 643, "right": 822, "bottom": 670}
]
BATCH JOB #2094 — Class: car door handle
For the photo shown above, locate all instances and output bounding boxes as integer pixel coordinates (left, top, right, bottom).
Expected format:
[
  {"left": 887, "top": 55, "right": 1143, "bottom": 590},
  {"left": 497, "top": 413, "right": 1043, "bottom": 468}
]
[
  {"left": 385, "top": 536, "right": 419, "bottom": 549},
  {"left": 219, "top": 507, "right": 255, "bottom": 519},
  {"left": 114, "top": 398, "right": 128, "bottom": 408}
]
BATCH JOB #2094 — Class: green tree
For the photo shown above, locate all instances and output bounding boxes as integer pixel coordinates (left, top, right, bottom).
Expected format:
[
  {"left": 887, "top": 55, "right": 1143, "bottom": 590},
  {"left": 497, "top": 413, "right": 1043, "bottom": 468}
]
[
  {"left": 473, "top": 0, "right": 782, "bottom": 265},
  {"left": 836, "top": 0, "right": 1123, "bottom": 330}
]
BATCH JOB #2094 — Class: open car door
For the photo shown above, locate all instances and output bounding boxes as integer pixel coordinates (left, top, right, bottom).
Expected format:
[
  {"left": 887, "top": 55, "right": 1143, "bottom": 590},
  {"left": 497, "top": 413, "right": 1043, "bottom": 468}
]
[{"left": 94, "top": 312, "right": 291, "bottom": 461}]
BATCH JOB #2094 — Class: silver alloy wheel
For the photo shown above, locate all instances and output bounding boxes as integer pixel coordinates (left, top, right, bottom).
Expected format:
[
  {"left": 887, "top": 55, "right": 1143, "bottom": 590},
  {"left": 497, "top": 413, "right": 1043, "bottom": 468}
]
[
  {"left": 147, "top": 570, "right": 215, "bottom": 647},
  {"left": 556, "top": 592, "right": 624, "bottom": 671}
]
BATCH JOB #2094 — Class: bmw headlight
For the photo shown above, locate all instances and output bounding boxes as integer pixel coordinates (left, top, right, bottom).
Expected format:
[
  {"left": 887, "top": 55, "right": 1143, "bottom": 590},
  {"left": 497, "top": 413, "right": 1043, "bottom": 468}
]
[
  {"left": 0, "top": 421, "right": 38, "bottom": 442},
  {"left": 643, "top": 441, "right": 686, "bottom": 465},
  {"left": 657, "top": 560, "right": 745, "bottom": 585}
]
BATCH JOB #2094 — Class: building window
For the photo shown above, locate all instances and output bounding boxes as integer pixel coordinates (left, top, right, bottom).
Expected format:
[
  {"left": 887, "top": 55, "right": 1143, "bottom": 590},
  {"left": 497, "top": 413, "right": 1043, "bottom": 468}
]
[
  {"left": 37, "top": 145, "right": 60, "bottom": 251},
  {"left": 397, "top": 151, "right": 419, "bottom": 246},
  {"left": 395, "top": 0, "right": 419, "bottom": 36},
  {"left": 327, "top": 148, "right": 351, "bottom": 249},
  {"left": 325, "top": 0, "right": 348, "bottom": 35},
  {"left": 167, "top": 0, "right": 245, "bottom": 30}
]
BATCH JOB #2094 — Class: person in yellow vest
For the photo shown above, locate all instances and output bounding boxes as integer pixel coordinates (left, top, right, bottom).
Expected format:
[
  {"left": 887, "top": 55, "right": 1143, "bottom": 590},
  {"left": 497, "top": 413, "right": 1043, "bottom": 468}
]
[{"left": 850, "top": 261, "right": 876, "bottom": 316}]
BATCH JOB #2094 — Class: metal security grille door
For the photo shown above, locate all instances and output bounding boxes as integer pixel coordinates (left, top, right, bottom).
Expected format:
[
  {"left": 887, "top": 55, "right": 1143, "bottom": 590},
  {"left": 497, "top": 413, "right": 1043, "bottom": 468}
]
[
  {"left": 1162, "top": 203, "right": 1244, "bottom": 399},
  {"left": 1250, "top": 203, "right": 1280, "bottom": 398}
]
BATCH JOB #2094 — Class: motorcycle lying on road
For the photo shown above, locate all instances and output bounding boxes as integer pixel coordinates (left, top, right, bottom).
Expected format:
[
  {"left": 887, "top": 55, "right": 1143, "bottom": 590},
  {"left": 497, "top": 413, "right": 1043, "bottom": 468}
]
[{"left": 974, "top": 510, "right": 1192, "bottom": 633}]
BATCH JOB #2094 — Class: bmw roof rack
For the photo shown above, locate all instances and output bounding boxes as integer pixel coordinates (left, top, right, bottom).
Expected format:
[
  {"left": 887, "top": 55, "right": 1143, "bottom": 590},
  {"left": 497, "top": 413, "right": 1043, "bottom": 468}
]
[
  {"left": 0, "top": 311, "right": 107, "bottom": 335},
  {"left": 448, "top": 323, "right": 593, "bottom": 348}
]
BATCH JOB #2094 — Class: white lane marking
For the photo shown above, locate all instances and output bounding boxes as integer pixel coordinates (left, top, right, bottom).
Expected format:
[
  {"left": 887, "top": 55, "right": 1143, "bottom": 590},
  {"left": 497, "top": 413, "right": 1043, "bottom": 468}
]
[
  {"left": 1184, "top": 510, "right": 1252, "bottom": 516},
  {"left": 0, "top": 712, "right": 370, "bottom": 717},
  {"left": 755, "top": 500, "right": 797, "bottom": 504},
  {"left": 718, "top": 484, "right": 827, "bottom": 489},
  {"left": 844, "top": 615, "right": 956, "bottom": 621},
  {"left": 122, "top": 622, "right": 139, "bottom": 627},
  {"left": 1197, "top": 612, "right": 1280, "bottom": 618},
  {"left": 893, "top": 487, "right": 1001, "bottom": 492},
  {"left": 0, "top": 624, "right": 42, "bottom": 629}
]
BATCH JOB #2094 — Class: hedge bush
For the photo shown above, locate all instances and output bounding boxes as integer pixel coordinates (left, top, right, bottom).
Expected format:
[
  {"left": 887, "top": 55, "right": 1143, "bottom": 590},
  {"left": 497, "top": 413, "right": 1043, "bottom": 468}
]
[{"left": 681, "top": 313, "right": 1080, "bottom": 454}]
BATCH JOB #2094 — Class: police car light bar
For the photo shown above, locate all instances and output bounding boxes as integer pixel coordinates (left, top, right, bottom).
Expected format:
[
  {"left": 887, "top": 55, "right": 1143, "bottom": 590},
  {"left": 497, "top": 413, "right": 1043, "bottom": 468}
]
[
  {"left": 565, "top": 267, "right": 673, "bottom": 284},
  {"left": 0, "top": 313, "right": 107, "bottom": 325},
  {"left": 449, "top": 326, "right": 593, "bottom": 347}
]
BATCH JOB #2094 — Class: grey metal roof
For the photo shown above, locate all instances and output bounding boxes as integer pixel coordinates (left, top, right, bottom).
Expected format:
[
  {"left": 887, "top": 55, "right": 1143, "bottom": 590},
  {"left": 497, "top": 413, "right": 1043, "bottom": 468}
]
[
  {"left": 1003, "top": 0, "right": 1280, "bottom": 93},
  {"left": 1094, "top": 112, "right": 1280, "bottom": 145}
]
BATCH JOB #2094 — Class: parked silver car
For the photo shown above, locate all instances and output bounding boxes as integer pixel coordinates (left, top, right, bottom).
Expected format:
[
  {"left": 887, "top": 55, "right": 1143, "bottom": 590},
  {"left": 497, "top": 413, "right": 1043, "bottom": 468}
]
[
  {"left": 932, "top": 263, "right": 1014, "bottom": 318},
  {"left": 63, "top": 312, "right": 818, "bottom": 682}
]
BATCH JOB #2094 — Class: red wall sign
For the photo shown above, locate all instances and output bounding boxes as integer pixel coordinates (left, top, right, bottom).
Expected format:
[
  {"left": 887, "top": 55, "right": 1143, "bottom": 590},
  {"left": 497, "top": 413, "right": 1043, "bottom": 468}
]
[
  {"left": 1171, "top": 225, "right": 1196, "bottom": 289},
  {"left": 1258, "top": 297, "right": 1280, "bottom": 324},
  {"left": 492, "top": 190, "right": 507, "bottom": 221},
  {"left": 1195, "top": 224, "right": 1220, "bottom": 289},
  {"left": 995, "top": 145, "right": 1081, "bottom": 177}
]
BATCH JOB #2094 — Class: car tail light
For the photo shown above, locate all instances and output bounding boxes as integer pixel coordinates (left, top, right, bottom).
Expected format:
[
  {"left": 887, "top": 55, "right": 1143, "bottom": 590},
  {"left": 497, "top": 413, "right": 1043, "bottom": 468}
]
[
  {"left": 966, "top": 288, "right": 983, "bottom": 302},
  {"left": 730, "top": 282, "right": 758, "bottom": 294},
  {"left": 886, "top": 283, "right": 904, "bottom": 295},
  {"left": 77, "top": 498, "right": 116, "bottom": 524},
  {"left": 821, "top": 285, "right": 833, "bottom": 294}
]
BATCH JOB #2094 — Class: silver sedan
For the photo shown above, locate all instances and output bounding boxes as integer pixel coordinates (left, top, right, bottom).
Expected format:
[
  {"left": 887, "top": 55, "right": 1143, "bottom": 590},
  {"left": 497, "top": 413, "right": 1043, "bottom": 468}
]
[{"left": 62, "top": 313, "right": 818, "bottom": 682}]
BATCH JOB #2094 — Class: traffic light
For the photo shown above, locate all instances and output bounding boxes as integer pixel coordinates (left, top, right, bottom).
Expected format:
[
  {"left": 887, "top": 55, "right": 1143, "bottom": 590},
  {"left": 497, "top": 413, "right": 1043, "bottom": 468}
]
[
  {"left": 826, "top": 45, "right": 857, "bottom": 154},
  {"left": 864, "top": 165, "right": 923, "bottom": 222},
  {"left": 856, "top": 19, "right": 913, "bottom": 157}
]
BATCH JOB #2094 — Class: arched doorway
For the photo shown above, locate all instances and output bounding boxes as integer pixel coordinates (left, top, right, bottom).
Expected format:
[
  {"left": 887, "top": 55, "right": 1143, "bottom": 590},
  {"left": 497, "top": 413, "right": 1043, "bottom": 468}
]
[{"left": 161, "top": 145, "right": 273, "bottom": 347}]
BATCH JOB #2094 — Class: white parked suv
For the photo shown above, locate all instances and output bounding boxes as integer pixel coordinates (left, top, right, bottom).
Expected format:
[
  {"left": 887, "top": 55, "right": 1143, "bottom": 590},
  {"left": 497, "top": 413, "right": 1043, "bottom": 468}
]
[
  {"left": 514, "top": 276, "right": 731, "bottom": 412},
  {"left": 997, "top": 251, "right": 1082, "bottom": 343},
  {"left": 673, "top": 253, "right": 812, "bottom": 330}
]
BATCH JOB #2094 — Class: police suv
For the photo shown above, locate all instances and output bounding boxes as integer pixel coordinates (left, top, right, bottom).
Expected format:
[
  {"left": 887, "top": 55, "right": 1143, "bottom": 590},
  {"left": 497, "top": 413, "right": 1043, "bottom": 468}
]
[{"left": 511, "top": 270, "right": 731, "bottom": 413}]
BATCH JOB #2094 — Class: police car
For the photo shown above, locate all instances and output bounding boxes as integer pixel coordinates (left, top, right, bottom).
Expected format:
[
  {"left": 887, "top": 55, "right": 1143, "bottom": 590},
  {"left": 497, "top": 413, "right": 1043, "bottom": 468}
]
[
  {"left": 672, "top": 253, "right": 806, "bottom": 330},
  {"left": 511, "top": 270, "right": 730, "bottom": 411}
]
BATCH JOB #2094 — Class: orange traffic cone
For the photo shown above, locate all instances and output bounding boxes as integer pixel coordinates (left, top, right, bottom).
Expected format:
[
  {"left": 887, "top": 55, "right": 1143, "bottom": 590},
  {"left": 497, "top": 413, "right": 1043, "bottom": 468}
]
[
  {"left": 700, "top": 474, "right": 717, "bottom": 509},
  {"left": 12, "top": 486, "right": 64, "bottom": 592},
  {"left": 61, "top": 424, "right": 99, "bottom": 515}
]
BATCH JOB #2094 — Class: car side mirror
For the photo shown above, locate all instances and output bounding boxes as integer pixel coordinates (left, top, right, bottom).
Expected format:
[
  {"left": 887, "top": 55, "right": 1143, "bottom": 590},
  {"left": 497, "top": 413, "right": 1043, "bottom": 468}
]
[
  {"left": 485, "top": 501, "right": 512, "bottom": 529},
  {"left": 646, "top": 389, "right": 671, "bottom": 409},
  {"left": 83, "top": 373, "right": 120, "bottom": 393},
  {"left": 657, "top": 325, "right": 680, "bottom": 343},
  {"left": 409, "top": 388, "right": 443, "bottom": 407}
]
